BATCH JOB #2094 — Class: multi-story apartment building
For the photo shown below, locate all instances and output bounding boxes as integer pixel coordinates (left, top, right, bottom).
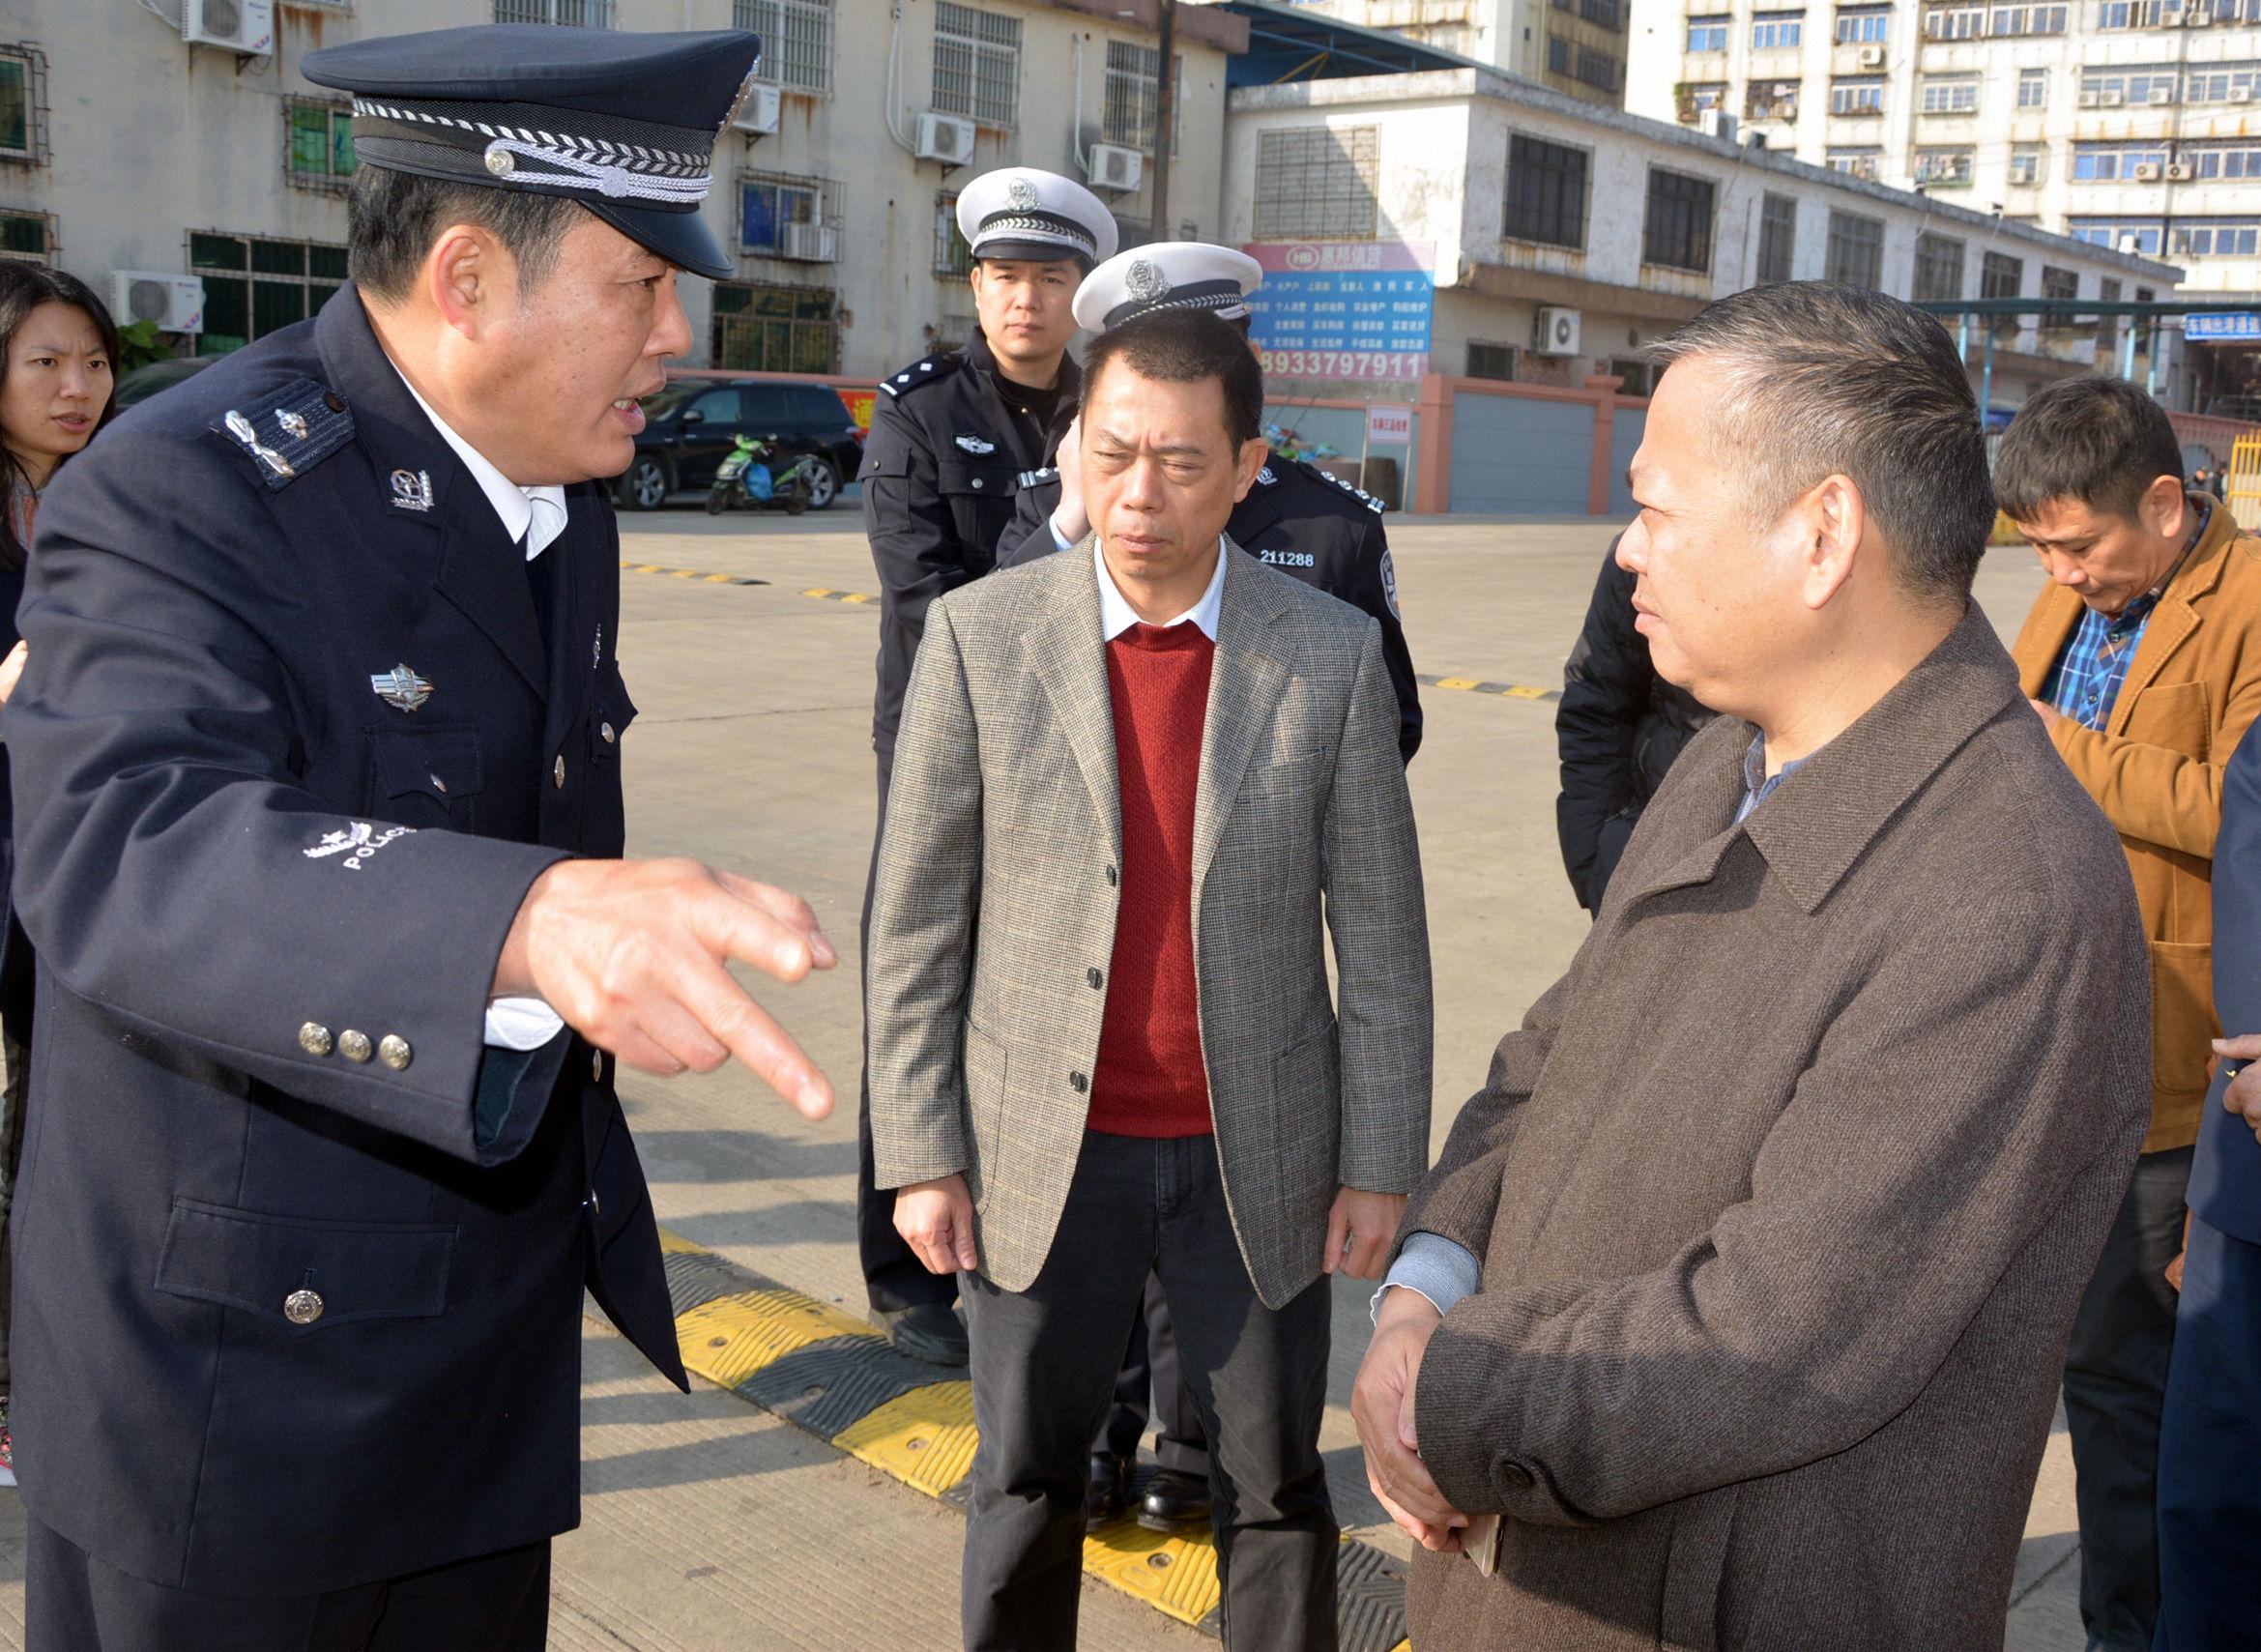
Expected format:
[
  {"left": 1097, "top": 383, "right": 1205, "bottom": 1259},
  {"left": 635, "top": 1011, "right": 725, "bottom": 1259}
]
[
  {"left": 1298, "top": 0, "right": 1631, "bottom": 108},
  {"left": 1624, "top": 0, "right": 2261, "bottom": 412},
  {"left": 0, "top": 0, "right": 1239, "bottom": 378}
]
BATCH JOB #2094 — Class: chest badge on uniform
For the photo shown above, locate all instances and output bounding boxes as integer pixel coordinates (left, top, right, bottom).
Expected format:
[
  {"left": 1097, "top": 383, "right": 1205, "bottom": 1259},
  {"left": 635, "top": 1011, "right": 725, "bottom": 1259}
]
[
  {"left": 370, "top": 664, "right": 433, "bottom": 712},
  {"left": 390, "top": 469, "right": 434, "bottom": 513},
  {"left": 954, "top": 434, "right": 997, "bottom": 456}
]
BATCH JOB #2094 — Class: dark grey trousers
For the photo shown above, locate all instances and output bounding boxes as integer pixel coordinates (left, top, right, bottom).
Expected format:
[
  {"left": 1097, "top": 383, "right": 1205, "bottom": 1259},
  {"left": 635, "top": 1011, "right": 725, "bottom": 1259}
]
[
  {"left": 26, "top": 1522, "right": 549, "bottom": 1652},
  {"left": 2063, "top": 1144, "right": 2192, "bottom": 1652},
  {"left": 960, "top": 1131, "right": 1337, "bottom": 1652}
]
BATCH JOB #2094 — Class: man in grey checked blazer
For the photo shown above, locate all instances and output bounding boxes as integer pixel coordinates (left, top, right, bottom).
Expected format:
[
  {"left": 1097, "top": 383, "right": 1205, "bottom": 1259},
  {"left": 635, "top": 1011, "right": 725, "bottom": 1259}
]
[{"left": 867, "top": 312, "right": 1433, "bottom": 1651}]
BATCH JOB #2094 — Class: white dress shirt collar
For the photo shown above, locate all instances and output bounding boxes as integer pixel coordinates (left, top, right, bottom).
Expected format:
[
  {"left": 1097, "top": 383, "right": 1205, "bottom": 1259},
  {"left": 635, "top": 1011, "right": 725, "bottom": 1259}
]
[
  {"left": 390, "top": 364, "right": 569, "bottom": 560},
  {"left": 1094, "top": 537, "right": 1228, "bottom": 643}
]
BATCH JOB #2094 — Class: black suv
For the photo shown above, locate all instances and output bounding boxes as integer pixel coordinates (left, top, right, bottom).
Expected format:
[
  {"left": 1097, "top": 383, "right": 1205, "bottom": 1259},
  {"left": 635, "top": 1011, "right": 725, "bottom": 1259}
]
[{"left": 617, "top": 377, "right": 862, "bottom": 511}]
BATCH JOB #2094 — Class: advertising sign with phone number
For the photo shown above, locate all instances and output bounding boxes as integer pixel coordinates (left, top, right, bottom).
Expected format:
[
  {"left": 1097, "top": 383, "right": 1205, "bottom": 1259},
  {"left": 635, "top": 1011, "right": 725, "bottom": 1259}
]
[{"left": 1242, "top": 241, "right": 1435, "bottom": 382}]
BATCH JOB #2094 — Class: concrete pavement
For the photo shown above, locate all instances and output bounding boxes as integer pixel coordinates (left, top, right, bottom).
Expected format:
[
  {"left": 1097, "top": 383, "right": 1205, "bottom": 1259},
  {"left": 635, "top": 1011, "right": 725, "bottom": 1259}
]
[{"left": 0, "top": 509, "right": 2093, "bottom": 1648}]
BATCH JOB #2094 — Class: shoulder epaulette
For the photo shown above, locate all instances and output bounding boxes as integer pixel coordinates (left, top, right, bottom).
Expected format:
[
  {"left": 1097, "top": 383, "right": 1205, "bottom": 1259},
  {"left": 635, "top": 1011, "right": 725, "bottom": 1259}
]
[
  {"left": 1018, "top": 465, "right": 1059, "bottom": 489},
  {"left": 1294, "top": 457, "right": 1384, "bottom": 514},
  {"left": 210, "top": 378, "right": 354, "bottom": 492},
  {"left": 878, "top": 354, "right": 965, "bottom": 399}
]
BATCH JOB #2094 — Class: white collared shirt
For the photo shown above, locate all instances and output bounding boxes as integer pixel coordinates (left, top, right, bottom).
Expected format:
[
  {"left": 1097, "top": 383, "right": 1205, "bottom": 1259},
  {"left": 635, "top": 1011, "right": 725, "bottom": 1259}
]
[
  {"left": 391, "top": 366, "right": 570, "bottom": 559},
  {"left": 1093, "top": 537, "right": 1228, "bottom": 643},
  {"left": 390, "top": 362, "right": 569, "bottom": 1052}
]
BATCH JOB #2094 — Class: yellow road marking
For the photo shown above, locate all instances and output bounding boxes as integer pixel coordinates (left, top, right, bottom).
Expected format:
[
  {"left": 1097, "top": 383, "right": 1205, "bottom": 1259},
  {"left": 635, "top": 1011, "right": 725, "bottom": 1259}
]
[
  {"left": 673, "top": 1288, "right": 876, "bottom": 1391},
  {"left": 833, "top": 1383, "right": 981, "bottom": 1498}
]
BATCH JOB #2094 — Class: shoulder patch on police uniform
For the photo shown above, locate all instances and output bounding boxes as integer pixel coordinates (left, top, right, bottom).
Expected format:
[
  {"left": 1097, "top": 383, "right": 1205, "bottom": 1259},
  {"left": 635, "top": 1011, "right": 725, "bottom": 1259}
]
[
  {"left": 1255, "top": 465, "right": 1281, "bottom": 488},
  {"left": 1018, "top": 465, "right": 1059, "bottom": 489},
  {"left": 1294, "top": 457, "right": 1383, "bottom": 514},
  {"left": 213, "top": 379, "right": 355, "bottom": 492},
  {"left": 879, "top": 354, "right": 964, "bottom": 399}
]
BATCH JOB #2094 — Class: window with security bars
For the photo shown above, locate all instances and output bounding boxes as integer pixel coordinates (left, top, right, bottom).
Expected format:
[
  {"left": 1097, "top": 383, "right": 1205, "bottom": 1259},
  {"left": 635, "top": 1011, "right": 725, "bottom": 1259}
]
[
  {"left": 1747, "top": 80, "right": 1799, "bottom": 120},
  {"left": 1504, "top": 134, "right": 1587, "bottom": 250},
  {"left": 735, "top": 0, "right": 832, "bottom": 93},
  {"left": 1913, "top": 232, "right": 1964, "bottom": 302},
  {"left": 284, "top": 102, "right": 357, "bottom": 191},
  {"left": 1466, "top": 342, "right": 1517, "bottom": 381},
  {"left": 1831, "top": 77, "right": 1884, "bottom": 115},
  {"left": 189, "top": 233, "right": 349, "bottom": 356},
  {"left": 493, "top": 0, "right": 614, "bottom": 23},
  {"left": 2040, "top": 265, "right": 2077, "bottom": 332},
  {"left": 1756, "top": 193, "right": 1796, "bottom": 283},
  {"left": 1252, "top": 126, "right": 1379, "bottom": 241},
  {"left": 0, "top": 208, "right": 51, "bottom": 265},
  {"left": 1989, "top": 4, "right": 2066, "bottom": 35},
  {"left": 1751, "top": 12, "right": 1802, "bottom": 48},
  {"left": 2, "top": 46, "right": 44, "bottom": 165},
  {"left": 1641, "top": 168, "right": 1714, "bottom": 274},
  {"left": 1824, "top": 211, "right": 1882, "bottom": 287},
  {"left": 1923, "top": 4, "right": 1985, "bottom": 39},
  {"left": 1919, "top": 77, "right": 1979, "bottom": 115},
  {"left": 934, "top": 192, "right": 974, "bottom": 276},
  {"left": 1575, "top": 46, "right": 1622, "bottom": 93},
  {"left": 1826, "top": 147, "right": 1881, "bottom": 180},
  {"left": 2097, "top": 0, "right": 2161, "bottom": 26},
  {"left": 739, "top": 174, "right": 827, "bottom": 255},
  {"left": 710, "top": 281, "right": 838, "bottom": 373},
  {"left": 2185, "top": 65, "right": 2261, "bottom": 105},
  {"left": 1915, "top": 147, "right": 1973, "bottom": 187},
  {"left": 1835, "top": 6, "right": 1890, "bottom": 42},
  {"left": 1980, "top": 251, "right": 2022, "bottom": 333},
  {"left": 2011, "top": 144, "right": 2046, "bottom": 186},
  {"left": 1103, "top": 40, "right": 1181, "bottom": 154},
  {"left": 933, "top": 3, "right": 1021, "bottom": 130}
]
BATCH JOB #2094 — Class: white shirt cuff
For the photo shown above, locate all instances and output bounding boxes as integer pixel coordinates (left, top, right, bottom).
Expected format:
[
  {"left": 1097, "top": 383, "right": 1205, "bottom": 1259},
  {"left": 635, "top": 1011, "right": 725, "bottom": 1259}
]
[
  {"left": 1048, "top": 513, "right": 1077, "bottom": 553},
  {"left": 484, "top": 996, "right": 565, "bottom": 1051}
]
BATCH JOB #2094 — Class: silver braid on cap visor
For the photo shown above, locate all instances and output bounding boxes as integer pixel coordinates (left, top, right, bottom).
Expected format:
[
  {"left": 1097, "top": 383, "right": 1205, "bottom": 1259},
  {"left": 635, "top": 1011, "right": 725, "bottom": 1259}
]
[
  {"left": 350, "top": 99, "right": 712, "bottom": 204},
  {"left": 1104, "top": 291, "right": 1254, "bottom": 328},
  {"left": 973, "top": 212, "right": 1099, "bottom": 260}
]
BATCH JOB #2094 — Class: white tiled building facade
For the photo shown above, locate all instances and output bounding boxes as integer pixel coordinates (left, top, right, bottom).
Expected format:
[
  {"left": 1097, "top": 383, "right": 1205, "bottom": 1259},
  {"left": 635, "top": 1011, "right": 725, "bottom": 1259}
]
[
  {"left": 0, "top": 0, "right": 1238, "bottom": 377},
  {"left": 1622, "top": 2, "right": 2261, "bottom": 300}
]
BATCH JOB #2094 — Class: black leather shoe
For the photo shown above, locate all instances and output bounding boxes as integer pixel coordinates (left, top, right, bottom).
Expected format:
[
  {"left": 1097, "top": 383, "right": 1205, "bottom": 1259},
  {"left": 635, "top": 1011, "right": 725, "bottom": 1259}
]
[
  {"left": 873, "top": 1302, "right": 969, "bottom": 1366},
  {"left": 1137, "top": 1467, "right": 1211, "bottom": 1530},
  {"left": 1086, "top": 1453, "right": 1131, "bottom": 1531}
]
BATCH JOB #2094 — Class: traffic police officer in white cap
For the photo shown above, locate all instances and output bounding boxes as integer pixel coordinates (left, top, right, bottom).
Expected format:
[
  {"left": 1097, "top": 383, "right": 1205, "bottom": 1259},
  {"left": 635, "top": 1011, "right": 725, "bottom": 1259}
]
[
  {"left": 7, "top": 23, "right": 838, "bottom": 1645},
  {"left": 1000, "top": 243, "right": 1422, "bottom": 762},
  {"left": 855, "top": 170, "right": 1116, "bottom": 1366}
]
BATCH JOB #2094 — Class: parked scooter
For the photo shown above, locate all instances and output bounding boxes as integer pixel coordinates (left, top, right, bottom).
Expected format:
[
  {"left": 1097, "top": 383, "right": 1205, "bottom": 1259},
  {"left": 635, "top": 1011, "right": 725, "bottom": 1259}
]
[{"left": 706, "top": 433, "right": 818, "bottom": 515}]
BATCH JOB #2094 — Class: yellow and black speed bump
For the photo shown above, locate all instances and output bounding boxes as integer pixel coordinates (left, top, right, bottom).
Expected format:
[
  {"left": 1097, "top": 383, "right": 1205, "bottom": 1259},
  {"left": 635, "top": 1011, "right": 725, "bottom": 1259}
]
[
  {"left": 652, "top": 1227, "right": 1412, "bottom": 1652},
  {"left": 1416, "top": 671, "right": 1560, "bottom": 703},
  {"left": 620, "top": 560, "right": 771, "bottom": 586}
]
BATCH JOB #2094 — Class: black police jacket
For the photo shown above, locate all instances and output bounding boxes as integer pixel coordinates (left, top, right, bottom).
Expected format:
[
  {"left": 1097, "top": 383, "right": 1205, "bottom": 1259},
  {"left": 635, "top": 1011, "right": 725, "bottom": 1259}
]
[
  {"left": 858, "top": 333, "right": 1078, "bottom": 757},
  {"left": 1554, "top": 544, "right": 1716, "bottom": 913},
  {"left": 3, "top": 286, "right": 681, "bottom": 1594},
  {"left": 994, "top": 456, "right": 1422, "bottom": 765}
]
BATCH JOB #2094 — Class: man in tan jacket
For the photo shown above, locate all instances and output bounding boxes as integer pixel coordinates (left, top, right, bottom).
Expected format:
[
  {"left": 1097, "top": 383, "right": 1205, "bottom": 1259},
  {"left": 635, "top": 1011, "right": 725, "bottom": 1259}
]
[{"left": 1998, "top": 377, "right": 2261, "bottom": 1652}]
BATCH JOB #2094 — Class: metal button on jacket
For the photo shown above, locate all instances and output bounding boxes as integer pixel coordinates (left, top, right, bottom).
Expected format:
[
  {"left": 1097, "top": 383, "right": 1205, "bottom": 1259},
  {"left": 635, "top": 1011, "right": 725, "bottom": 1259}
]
[
  {"left": 283, "top": 1289, "right": 325, "bottom": 1325},
  {"left": 1087, "top": 968, "right": 1104, "bottom": 990},
  {"left": 299, "top": 1022, "right": 333, "bottom": 1058},
  {"left": 338, "top": 1029, "right": 372, "bottom": 1063},
  {"left": 599, "top": 722, "right": 616, "bottom": 744},
  {"left": 378, "top": 1034, "right": 412, "bottom": 1071},
  {"left": 1069, "top": 1071, "right": 1088, "bottom": 1093},
  {"left": 591, "top": 1050, "right": 603, "bottom": 1081},
  {"left": 554, "top": 754, "right": 566, "bottom": 789}
]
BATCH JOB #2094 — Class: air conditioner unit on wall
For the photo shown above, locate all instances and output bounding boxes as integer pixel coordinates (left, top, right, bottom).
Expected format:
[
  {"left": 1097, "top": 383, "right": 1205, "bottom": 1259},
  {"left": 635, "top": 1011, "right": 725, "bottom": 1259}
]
[
  {"left": 781, "top": 222, "right": 836, "bottom": 262},
  {"left": 109, "top": 272, "right": 205, "bottom": 333},
  {"left": 914, "top": 112, "right": 977, "bottom": 166},
  {"left": 2165, "top": 161, "right": 2195, "bottom": 180},
  {"left": 2132, "top": 161, "right": 2165, "bottom": 181},
  {"left": 1858, "top": 45, "right": 1886, "bottom": 68},
  {"left": 182, "top": 0, "right": 274, "bottom": 55},
  {"left": 2100, "top": 89, "right": 2125, "bottom": 105},
  {"left": 733, "top": 84, "right": 782, "bottom": 136},
  {"left": 1535, "top": 306, "right": 1581, "bottom": 357},
  {"left": 1699, "top": 107, "right": 1738, "bottom": 141},
  {"left": 1086, "top": 143, "right": 1144, "bottom": 191}
]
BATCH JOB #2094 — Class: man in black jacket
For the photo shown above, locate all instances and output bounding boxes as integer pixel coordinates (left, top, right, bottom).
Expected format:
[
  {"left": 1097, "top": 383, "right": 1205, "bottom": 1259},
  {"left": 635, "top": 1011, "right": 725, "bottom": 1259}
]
[{"left": 1554, "top": 540, "right": 1714, "bottom": 913}]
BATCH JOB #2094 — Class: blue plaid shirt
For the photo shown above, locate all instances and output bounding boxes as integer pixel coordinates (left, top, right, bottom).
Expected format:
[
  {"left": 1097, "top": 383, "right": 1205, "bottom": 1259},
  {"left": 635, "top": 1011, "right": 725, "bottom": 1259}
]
[{"left": 2041, "top": 502, "right": 2210, "bottom": 732}]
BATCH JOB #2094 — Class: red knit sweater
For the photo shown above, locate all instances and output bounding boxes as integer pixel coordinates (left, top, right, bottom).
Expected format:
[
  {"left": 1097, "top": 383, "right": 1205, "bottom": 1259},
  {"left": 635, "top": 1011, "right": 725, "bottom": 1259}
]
[{"left": 1088, "top": 621, "right": 1215, "bottom": 1138}]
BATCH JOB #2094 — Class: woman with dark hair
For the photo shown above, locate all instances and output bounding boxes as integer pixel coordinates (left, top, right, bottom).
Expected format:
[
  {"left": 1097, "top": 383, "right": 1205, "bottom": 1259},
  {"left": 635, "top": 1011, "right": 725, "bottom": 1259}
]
[{"left": 0, "top": 260, "right": 119, "bottom": 1486}]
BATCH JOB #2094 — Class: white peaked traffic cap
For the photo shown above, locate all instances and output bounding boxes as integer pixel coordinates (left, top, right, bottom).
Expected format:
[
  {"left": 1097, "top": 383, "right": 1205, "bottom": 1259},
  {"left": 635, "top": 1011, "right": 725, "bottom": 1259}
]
[
  {"left": 1073, "top": 242, "right": 1264, "bottom": 333},
  {"left": 955, "top": 169, "right": 1119, "bottom": 267}
]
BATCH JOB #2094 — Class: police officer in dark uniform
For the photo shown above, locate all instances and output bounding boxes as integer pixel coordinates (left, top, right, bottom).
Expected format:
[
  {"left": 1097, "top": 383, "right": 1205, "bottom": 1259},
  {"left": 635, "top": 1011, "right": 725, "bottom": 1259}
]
[
  {"left": 996, "top": 243, "right": 1422, "bottom": 766},
  {"left": 5, "top": 26, "right": 837, "bottom": 1646},
  {"left": 856, "top": 170, "right": 1116, "bottom": 1364},
  {"left": 988, "top": 242, "right": 1423, "bottom": 1534}
]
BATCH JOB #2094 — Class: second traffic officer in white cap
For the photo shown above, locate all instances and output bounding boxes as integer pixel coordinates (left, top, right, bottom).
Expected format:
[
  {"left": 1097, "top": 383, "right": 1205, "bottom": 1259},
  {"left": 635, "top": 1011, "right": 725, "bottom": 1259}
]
[{"left": 855, "top": 168, "right": 1117, "bottom": 1367}]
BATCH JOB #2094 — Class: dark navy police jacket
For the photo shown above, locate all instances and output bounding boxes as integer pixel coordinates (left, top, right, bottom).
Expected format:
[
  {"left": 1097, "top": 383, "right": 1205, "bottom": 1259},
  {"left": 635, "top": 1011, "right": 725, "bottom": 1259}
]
[
  {"left": 2194, "top": 717, "right": 2261, "bottom": 1243},
  {"left": 995, "top": 457, "right": 1423, "bottom": 764},
  {"left": 4, "top": 286, "right": 681, "bottom": 1594}
]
